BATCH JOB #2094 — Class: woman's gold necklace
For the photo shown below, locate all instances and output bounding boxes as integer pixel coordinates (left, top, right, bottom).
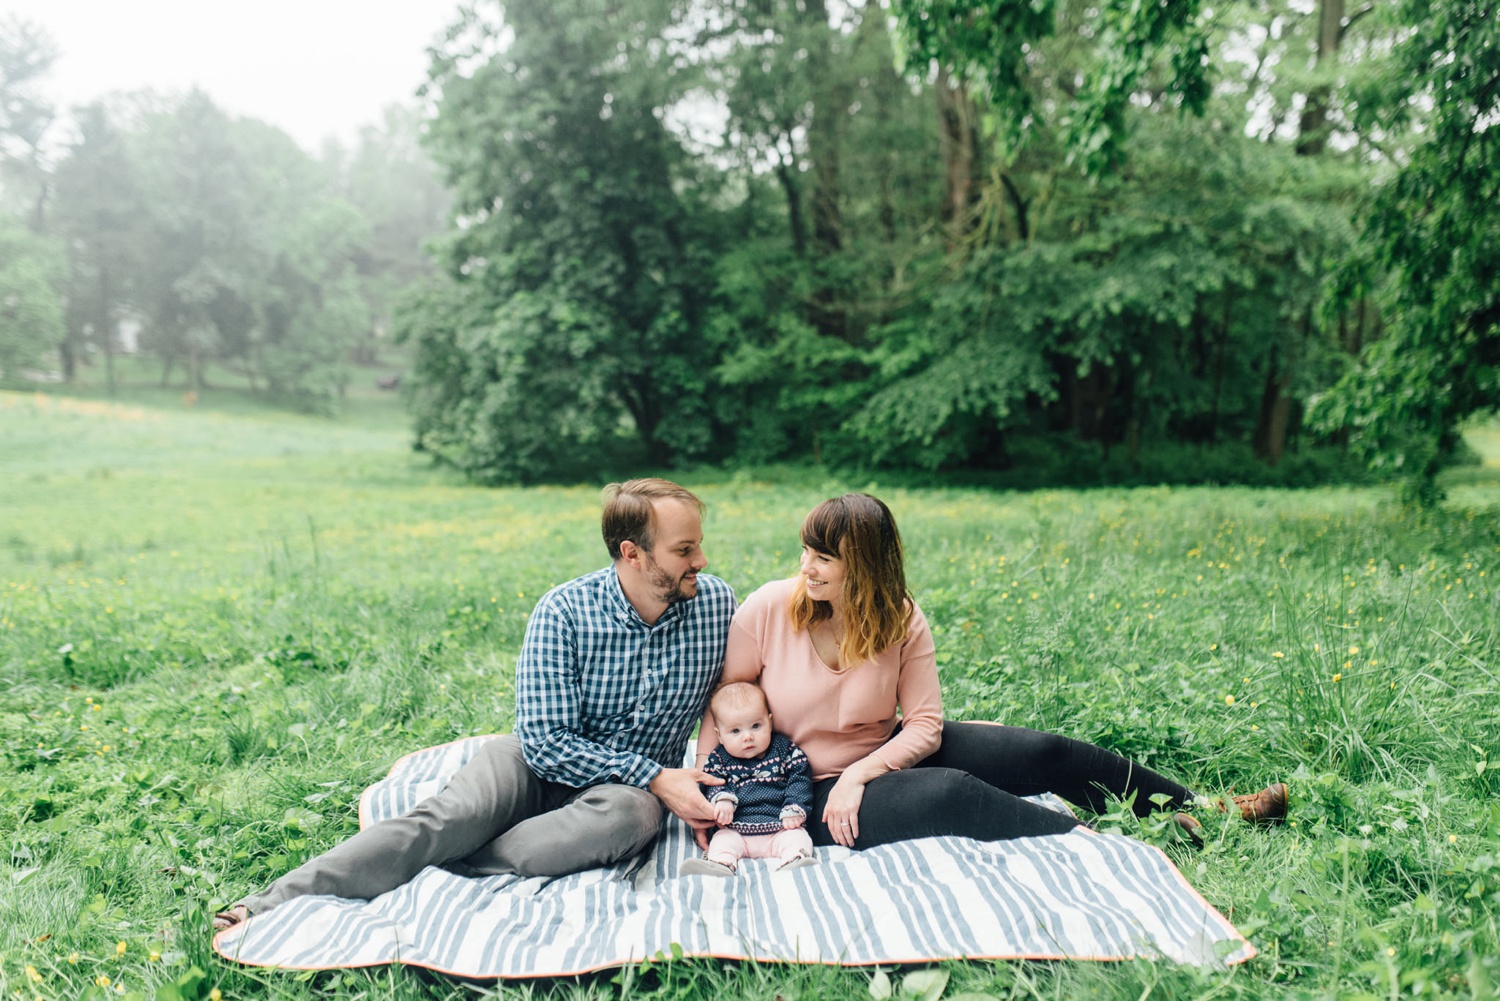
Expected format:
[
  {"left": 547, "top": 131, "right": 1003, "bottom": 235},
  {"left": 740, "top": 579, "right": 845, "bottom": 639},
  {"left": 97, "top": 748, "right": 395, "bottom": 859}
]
[{"left": 812, "top": 617, "right": 849, "bottom": 672}]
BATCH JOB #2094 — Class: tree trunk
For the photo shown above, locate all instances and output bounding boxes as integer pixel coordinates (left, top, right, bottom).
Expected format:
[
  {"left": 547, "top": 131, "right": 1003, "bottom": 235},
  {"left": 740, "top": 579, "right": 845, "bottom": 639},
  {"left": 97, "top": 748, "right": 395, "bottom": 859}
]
[
  {"left": 1252, "top": 354, "right": 1294, "bottom": 465},
  {"left": 998, "top": 173, "right": 1030, "bottom": 244},
  {"left": 773, "top": 159, "right": 807, "bottom": 258},
  {"left": 189, "top": 343, "right": 202, "bottom": 394},
  {"left": 937, "top": 67, "right": 981, "bottom": 246},
  {"left": 805, "top": 0, "right": 843, "bottom": 257},
  {"left": 99, "top": 266, "right": 117, "bottom": 397},
  {"left": 801, "top": 0, "right": 850, "bottom": 341},
  {"left": 1067, "top": 365, "right": 1113, "bottom": 443},
  {"left": 103, "top": 327, "right": 116, "bottom": 396},
  {"left": 1210, "top": 292, "right": 1232, "bottom": 440},
  {"left": 1346, "top": 295, "right": 1368, "bottom": 354},
  {"left": 1295, "top": 0, "right": 1343, "bottom": 156},
  {"left": 862, "top": 11, "right": 900, "bottom": 248}
]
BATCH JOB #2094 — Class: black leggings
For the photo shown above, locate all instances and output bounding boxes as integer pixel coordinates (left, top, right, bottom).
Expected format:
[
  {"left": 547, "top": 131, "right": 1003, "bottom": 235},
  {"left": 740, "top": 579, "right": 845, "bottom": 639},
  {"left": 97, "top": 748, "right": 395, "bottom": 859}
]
[{"left": 807, "top": 722, "right": 1196, "bottom": 848}]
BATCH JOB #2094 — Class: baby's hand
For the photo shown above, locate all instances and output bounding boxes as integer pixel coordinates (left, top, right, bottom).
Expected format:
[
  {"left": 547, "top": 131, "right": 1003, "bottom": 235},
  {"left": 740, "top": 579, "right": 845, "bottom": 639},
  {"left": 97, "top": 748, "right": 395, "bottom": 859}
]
[
  {"left": 714, "top": 800, "right": 736, "bottom": 826},
  {"left": 782, "top": 814, "right": 805, "bottom": 830}
]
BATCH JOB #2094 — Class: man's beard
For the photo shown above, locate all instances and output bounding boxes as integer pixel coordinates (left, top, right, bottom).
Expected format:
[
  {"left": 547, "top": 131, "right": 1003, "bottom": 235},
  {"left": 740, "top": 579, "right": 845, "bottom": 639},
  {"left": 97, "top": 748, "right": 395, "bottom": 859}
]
[{"left": 644, "top": 553, "right": 697, "bottom": 605}]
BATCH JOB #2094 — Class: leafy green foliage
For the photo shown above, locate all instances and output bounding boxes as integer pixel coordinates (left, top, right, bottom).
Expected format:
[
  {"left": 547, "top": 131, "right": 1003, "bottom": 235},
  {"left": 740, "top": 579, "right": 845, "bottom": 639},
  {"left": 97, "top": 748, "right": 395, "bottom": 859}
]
[
  {"left": 1311, "top": 0, "right": 1500, "bottom": 501},
  {"left": 838, "top": 117, "right": 1362, "bottom": 472},
  {"left": 404, "top": 0, "right": 727, "bottom": 481},
  {"left": 891, "top": 0, "right": 1211, "bottom": 171},
  {"left": 0, "top": 15, "right": 56, "bottom": 228},
  {"left": 0, "top": 213, "right": 63, "bottom": 380},
  {"left": 16, "top": 80, "right": 447, "bottom": 415}
]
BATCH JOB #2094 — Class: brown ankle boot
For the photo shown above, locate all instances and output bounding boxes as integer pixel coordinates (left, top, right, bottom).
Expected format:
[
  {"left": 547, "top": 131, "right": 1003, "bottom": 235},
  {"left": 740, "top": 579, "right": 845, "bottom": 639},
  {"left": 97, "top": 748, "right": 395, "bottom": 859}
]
[{"left": 1228, "top": 782, "right": 1288, "bottom": 823}]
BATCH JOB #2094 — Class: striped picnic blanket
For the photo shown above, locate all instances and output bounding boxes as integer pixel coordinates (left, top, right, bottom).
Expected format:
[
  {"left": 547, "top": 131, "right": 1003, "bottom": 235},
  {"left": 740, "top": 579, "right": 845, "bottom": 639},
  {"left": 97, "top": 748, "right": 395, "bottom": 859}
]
[{"left": 213, "top": 736, "right": 1255, "bottom": 975}]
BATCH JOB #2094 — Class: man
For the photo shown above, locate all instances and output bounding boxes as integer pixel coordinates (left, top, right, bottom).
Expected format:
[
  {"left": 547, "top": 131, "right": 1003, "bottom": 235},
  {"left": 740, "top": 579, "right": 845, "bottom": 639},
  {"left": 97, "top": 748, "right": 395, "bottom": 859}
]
[{"left": 213, "top": 478, "right": 735, "bottom": 930}]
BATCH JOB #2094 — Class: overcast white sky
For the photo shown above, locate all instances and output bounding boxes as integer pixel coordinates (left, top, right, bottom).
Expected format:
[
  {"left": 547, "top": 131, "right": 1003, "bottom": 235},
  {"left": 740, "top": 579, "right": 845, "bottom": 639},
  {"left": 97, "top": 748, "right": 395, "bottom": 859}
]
[{"left": 5, "top": 0, "right": 464, "bottom": 150}]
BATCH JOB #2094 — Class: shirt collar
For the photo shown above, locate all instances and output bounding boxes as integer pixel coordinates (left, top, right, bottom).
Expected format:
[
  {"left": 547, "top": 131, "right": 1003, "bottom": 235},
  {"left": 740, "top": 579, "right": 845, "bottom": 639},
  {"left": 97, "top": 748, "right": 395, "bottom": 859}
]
[{"left": 603, "top": 565, "right": 686, "bottom": 629}]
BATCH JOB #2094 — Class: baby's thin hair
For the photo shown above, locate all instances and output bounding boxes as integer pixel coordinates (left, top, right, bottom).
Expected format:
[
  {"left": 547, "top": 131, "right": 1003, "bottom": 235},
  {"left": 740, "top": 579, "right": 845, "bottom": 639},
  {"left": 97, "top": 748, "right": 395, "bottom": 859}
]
[{"left": 708, "top": 681, "right": 768, "bottom": 718}]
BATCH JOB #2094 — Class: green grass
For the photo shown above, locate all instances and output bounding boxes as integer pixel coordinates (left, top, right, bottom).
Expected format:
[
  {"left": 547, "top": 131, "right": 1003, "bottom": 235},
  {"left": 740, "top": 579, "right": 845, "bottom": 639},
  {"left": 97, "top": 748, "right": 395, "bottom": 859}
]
[{"left": 2, "top": 388, "right": 1498, "bottom": 1001}]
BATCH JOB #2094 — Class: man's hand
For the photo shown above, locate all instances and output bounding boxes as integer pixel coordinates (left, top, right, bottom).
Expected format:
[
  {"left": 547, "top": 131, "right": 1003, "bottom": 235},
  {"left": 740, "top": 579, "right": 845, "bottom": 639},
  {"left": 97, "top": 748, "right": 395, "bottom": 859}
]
[
  {"left": 648, "top": 767, "right": 721, "bottom": 827},
  {"left": 713, "top": 800, "right": 736, "bottom": 826}
]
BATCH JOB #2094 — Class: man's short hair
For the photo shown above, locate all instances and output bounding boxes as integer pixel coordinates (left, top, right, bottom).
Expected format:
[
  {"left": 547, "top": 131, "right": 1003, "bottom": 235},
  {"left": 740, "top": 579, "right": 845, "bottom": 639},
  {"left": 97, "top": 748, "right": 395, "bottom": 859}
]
[{"left": 601, "top": 478, "right": 705, "bottom": 560}]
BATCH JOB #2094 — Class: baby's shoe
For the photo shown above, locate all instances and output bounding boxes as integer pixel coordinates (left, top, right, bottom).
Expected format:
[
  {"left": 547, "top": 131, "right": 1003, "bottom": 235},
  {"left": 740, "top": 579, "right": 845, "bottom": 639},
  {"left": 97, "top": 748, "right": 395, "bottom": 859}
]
[
  {"left": 774, "top": 851, "right": 817, "bottom": 872},
  {"left": 680, "top": 856, "right": 735, "bottom": 877}
]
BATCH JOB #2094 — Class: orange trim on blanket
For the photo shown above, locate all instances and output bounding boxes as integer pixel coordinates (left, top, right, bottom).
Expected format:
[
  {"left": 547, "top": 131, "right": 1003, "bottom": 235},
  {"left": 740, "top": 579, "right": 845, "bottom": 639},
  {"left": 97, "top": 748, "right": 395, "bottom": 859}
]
[{"left": 213, "top": 934, "right": 1257, "bottom": 977}]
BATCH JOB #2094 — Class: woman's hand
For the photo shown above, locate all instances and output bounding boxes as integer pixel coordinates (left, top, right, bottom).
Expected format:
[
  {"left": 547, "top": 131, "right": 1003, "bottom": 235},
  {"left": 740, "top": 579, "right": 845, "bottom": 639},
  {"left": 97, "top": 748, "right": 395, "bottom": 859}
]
[
  {"left": 822, "top": 773, "right": 867, "bottom": 847},
  {"left": 822, "top": 754, "right": 891, "bottom": 847}
]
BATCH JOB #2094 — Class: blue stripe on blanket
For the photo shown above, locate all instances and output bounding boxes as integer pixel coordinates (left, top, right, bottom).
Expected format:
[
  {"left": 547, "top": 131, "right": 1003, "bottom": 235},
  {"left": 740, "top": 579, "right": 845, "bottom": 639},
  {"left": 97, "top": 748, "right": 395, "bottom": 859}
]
[{"left": 214, "top": 735, "right": 1256, "bottom": 975}]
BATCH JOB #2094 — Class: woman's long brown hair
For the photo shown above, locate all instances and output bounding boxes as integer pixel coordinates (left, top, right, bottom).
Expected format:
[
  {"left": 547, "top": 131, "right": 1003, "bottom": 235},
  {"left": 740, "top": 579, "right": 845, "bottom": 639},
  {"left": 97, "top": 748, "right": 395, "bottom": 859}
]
[{"left": 789, "top": 493, "right": 911, "bottom": 668}]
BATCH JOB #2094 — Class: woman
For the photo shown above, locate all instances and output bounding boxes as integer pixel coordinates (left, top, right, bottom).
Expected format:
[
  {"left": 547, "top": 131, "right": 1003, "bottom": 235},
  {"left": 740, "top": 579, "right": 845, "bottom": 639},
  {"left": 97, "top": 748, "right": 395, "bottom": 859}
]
[{"left": 698, "top": 493, "right": 1285, "bottom": 849}]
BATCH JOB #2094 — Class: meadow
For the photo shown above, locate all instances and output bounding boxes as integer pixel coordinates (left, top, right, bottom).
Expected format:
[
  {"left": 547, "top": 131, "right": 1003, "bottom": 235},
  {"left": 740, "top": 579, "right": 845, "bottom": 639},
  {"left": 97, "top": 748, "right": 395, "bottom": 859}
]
[{"left": 1, "top": 384, "right": 1497, "bottom": 1001}]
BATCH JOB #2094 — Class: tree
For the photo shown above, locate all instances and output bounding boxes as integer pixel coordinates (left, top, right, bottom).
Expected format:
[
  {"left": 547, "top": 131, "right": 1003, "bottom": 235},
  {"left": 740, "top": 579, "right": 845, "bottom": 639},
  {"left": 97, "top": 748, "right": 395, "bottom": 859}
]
[
  {"left": 0, "top": 212, "right": 63, "bottom": 381},
  {"left": 254, "top": 194, "right": 370, "bottom": 412},
  {"left": 333, "top": 104, "right": 450, "bottom": 365},
  {"left": 118, "top": 92, "right": 368, "bottom": 408},
  {"left": 699, "top": 1, "right": 945, "bottom": 464},
  {"left": 1310, "top": 0, "right": 1499, "bottom": 500},
  {"left": 405, "top": 0, "right": 725, "bottom": 482},
  {"left": 0, "top": 15, "right": 56, "bottom": 231},
  {"left": 891, "top": 0, "right": 1211, "bottom": 174},
  {"left": 53, "top": 102, "right": 143, "bottom": 389},
  {"left": 0, "top": 16, "right": 61, "bottom": 381}
]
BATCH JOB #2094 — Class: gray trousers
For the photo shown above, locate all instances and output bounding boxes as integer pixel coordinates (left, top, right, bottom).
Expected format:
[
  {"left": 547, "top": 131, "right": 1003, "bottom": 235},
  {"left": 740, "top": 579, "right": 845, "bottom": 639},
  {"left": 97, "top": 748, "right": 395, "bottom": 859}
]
[{"left": 239, "top": 735, "right": 663, "bottom": 915}]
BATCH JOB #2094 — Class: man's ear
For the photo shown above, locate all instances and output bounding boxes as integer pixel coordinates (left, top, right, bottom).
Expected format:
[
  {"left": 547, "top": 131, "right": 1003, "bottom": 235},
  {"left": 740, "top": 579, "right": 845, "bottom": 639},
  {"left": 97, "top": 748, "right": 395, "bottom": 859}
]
[{"left": 618, "top": 539, "right": 644, "bottom": 567}]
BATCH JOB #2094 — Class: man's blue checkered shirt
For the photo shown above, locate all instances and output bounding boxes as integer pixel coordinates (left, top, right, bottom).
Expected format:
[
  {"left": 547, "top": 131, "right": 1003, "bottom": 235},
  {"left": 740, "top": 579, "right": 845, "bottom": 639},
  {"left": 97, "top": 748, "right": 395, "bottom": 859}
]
[{"left": 514, "top": 567, "right": 736, "bottom": 788}]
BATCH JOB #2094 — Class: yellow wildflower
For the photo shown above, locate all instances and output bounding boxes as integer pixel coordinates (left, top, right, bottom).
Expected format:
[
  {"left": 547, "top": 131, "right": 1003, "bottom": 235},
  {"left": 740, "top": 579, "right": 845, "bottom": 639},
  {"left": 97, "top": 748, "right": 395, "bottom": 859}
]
[
  {"left": 25, "top": 967, "right": 42, "bottom": 983},
  {"left": 1332, "top": 673, "right": 1342, "bottom": 683},
  {"left": 1224, "top": 695, "right": 1235, "bottom": 706},
  {"left": 115, "top": 941, "right": 126, "bottom": 956}
]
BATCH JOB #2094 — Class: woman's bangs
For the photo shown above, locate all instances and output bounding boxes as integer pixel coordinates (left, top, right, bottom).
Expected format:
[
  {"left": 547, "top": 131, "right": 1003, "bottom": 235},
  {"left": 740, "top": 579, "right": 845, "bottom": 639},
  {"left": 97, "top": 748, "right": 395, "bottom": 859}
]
[{"left": 800, "top": 501, "right": 846, "bottom": 557}]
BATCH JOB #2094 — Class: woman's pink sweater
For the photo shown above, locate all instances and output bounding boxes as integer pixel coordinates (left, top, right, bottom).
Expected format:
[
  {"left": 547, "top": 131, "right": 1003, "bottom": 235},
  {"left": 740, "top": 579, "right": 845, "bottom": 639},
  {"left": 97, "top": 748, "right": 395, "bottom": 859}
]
[{"left": 699, "top": 577, "right": 943, "bottom": 780}]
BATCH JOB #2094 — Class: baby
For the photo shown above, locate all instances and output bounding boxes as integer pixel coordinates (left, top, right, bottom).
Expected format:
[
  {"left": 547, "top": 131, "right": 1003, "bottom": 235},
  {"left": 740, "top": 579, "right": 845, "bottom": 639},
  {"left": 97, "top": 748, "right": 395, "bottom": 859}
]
[{"left": 679, "top": 681, "right": 817, "bottom": 876}]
